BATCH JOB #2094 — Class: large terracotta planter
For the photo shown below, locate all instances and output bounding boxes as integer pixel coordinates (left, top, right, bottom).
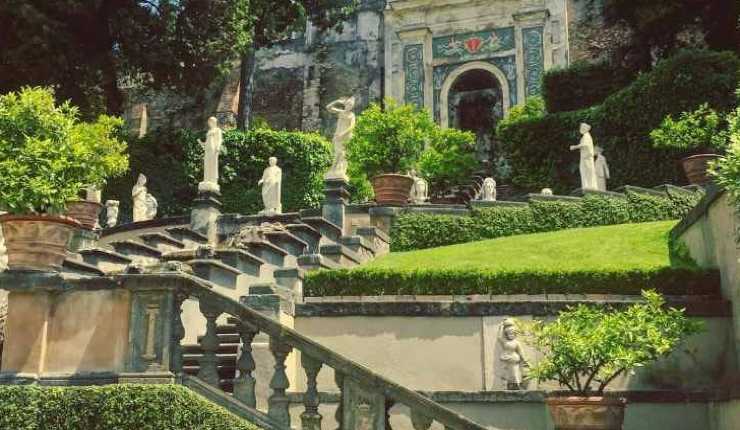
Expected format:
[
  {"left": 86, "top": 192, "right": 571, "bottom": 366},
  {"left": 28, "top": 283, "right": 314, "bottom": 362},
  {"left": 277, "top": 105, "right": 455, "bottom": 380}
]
[
  {"left": 0, "top": 214, "right": 80, "bottom": 272},
  {"left": 681, "top": 154, "right": 720, "bottom": 186},
  {"left": 371, "top": 174, "right": 414, "bottom": 206},
  {"left": 546, "top": 396, "right": 626, "bottom": 430},
  {"left": 66, "top": 200, "right": 103, "bottom": 230}
]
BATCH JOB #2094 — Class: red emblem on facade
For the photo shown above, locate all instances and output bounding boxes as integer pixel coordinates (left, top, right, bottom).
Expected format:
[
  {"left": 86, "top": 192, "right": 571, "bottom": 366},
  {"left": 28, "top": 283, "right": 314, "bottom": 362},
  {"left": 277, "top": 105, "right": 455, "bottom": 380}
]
[{"left": 464, "top": 37, "right": 483, "bottom": 54}]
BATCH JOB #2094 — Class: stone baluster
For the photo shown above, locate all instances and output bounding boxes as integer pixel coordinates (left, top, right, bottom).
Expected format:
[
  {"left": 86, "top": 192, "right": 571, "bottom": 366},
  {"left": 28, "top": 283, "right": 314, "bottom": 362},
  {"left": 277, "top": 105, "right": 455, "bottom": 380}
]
[
  {"left": 385, "top": 399, "right": 396, "bottom": 430},
  {"left": 301, "top": 354, "right": 324, "bottom": 430},
  {"left": 170, "top": 290, "right": 188, "bottom": 374},
  {"left": 268, "top": 338, "right": 293, "bottom": 427},
  {"left": 233, "top": 320, "right": 259, "bottom": 408},
  {"left": 334, "top": 371, "right": 345, "bottom": 430},
  {"left": 411, "top": 410, "right": 433, "bottom": 430},
  {"left": 197, "top": 300, "right": 222, "bottom": 387}
]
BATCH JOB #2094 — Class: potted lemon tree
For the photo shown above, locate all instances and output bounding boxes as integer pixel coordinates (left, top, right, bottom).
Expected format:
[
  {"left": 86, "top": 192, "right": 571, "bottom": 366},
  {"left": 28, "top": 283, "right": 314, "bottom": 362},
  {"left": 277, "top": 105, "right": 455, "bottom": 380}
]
[
  {"left": 347, "top": 99, "right": 434, "bottom": 205},
  {"left": 526, "top": 291, "right": 701, "bottom": 430},
  {"left": 0, "top": 87, "right": 128, "bottom": 271}
]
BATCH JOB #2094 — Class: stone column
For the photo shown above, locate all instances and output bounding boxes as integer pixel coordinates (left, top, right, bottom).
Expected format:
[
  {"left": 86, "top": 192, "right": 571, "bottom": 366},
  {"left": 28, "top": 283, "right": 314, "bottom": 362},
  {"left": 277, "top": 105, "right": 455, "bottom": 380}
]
[
  {"left": 190, "top": 190, "right": 222, "bottom": 245},
  {"left": 322, "top": 178, "right": 351, "bottom": 235}
]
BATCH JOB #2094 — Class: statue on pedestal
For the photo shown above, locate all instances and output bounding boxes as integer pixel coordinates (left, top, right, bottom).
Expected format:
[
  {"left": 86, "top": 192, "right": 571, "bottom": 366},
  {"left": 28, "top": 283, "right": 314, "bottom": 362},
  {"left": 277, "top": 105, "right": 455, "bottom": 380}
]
[
  {"left": 570, "top": 123, "right": 598, "bottom": 190},
  {"left": 594, "top": 146, "right": 610, "bottom": 192},
  {"left": 480, "top": 177, "right": 497, "bottom": 201},
  {"left": 325, "top": 97, "right": 355, "bottom": 180},
  {"left": 541, "top": 188, "right": 553, "bottom": 196},
  {"left": 105, "top": 200, "right": 120, "bottom": 228},
  {"left": 408, "top": 169, "right": 429, "bottom": 204},
  {"left": 198, "top": 116, "right": 223, "bottom": 193},
  {"left": 259, "top": 157, "right": 282, "bottom": 215},
  {"left": 497, "top": 318, "right": 529, "bottom": 390},
  {"left": 132, "top": 174, "right": 148, "bottom": 222}
]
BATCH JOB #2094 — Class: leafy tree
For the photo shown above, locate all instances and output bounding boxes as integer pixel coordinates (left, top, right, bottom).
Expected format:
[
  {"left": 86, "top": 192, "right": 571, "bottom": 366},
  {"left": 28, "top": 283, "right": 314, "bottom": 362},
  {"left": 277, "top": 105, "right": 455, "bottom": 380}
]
[{"left": 0, "top": 0, "right": 252, "bottom": 117}]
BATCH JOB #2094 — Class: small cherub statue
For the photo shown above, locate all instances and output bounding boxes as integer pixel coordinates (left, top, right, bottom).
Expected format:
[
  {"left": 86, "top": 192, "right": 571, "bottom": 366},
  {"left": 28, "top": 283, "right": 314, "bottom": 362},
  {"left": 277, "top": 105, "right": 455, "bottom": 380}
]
[
  {"left": 498, "top": 318, "right": 529, "bottom": 390},
  {"left": 594, "top": 145, "right": 610, "bottom": 192},
  {"left": 480, "top": 177, "right": 497, "bottom": 201},
  {"left": 541, "top": 188, "right": 553, "bottom": 196},
  {"left": 408, "top": 169, "right": 429, "bottom": 204},
  {"left": 105, "top": 200, "right": 120, "bottom": 228}
]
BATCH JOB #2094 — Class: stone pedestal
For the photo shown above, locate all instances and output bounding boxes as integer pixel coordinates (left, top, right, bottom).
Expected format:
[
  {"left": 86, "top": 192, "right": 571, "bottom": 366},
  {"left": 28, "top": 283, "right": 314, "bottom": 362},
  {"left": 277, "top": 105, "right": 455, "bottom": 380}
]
[
  {"left": 191, "top": 191, "right": 222, "bottom": 244},
  {"left": 322, "top": 178, "right": 351, "bottom": 234},
  {"left": 69, "top": 228, "right": 100, "bottom": 252}
]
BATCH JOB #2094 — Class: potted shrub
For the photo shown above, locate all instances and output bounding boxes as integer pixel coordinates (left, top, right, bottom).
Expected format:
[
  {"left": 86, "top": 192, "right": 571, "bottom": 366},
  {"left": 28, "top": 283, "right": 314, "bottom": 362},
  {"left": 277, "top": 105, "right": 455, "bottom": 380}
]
[
  {"left": 347, "top": 99, "right": 434, "bottom": 205},
  {"left": 650, "top": 103, "right": 728, "bottom": 185},
  {"left": 0, "top": 87, "right": 128, "bottom": 271},
  {"left": 526, "top": 290, "right": 701, "bottom": 430}
]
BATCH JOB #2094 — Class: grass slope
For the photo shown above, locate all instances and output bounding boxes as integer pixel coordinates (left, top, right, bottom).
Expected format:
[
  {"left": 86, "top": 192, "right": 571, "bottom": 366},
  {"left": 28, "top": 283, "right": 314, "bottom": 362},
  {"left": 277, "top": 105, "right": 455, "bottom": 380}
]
[{"left": 370, "top": 221, "right": 676, "bottom": 272}]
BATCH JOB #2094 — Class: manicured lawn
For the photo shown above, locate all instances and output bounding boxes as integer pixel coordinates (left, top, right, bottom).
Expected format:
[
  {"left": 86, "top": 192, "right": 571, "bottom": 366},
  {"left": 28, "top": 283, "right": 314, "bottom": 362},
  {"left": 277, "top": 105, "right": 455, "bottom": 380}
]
[{"left": 368, "top": 220, "right": 678, "bottom": 273}]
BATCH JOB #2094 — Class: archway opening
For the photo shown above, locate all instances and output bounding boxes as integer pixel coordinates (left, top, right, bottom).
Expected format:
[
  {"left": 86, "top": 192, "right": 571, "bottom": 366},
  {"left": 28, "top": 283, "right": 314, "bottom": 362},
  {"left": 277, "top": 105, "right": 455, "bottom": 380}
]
[{"left": 448, "top": 69, "right": 504, "bottom": 165}]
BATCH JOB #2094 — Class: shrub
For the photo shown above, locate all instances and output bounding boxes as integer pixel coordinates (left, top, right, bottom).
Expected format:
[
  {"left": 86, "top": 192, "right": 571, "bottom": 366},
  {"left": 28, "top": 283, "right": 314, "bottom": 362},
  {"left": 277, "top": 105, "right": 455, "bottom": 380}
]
[
  {"left": 419, "top": 128, "right": 478, "bottom": 196},
  {"left": 390, "top": 192, "right": 701, "bottom": 252},
  {"left": 711, "top": 106, "right": 740, "bottom": 203},
  {"left": 0, "top": 384, "right": 259, "bottom": 430},
  {"left": 347, "top": 99, "right": 434, "bottom": 177},
  {"left": 0, "top": 87, "right": 128, "bottom": 214},
  {"left": 498, "top": 50, "right": 740, "bottom": 193},
  {"left": 542, "top": 61, "right": 635, "bottom": 113},
  {"left": 303, "top": 267, "right": 719, "bottom": 297},
  {"left": 525, "top": 290, "right": 703, "bottom": 395},
  {"left": 650, "top": 103, "right": 728, "bottom": 154}
]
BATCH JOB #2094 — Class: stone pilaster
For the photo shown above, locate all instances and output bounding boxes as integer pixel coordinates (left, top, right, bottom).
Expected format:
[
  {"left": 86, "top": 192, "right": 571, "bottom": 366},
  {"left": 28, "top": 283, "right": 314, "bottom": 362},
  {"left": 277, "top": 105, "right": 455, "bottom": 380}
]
[
  {"left": 322, "top": 178, "right": 351, "bottom": 234},
  {"left": 190, "top": 191, "right": 222, "bottom": 244}
]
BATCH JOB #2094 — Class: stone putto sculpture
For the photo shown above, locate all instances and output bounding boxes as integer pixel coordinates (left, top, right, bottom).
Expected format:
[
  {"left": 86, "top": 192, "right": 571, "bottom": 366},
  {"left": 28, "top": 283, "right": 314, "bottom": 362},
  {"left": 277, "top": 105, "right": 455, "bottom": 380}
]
[
  {"left": 258, "top": 157, "right": 282, "bottom": 215},
  {"left": 132, "top": 174, "right": 149, "bottom": 222},
  {"left": 224, "top": 222, "right": 287, "bottom": 248},
  {"left": 408, "top": 169, "right": 429, "bottom": 204},
  {"left": 480, "top": 177, "right": 497, "bottom": 201},
  {"left": 498, "top": 318, "right": 529, "bottom": 390},
  {"left": 594, "top": 145, "right": 610, "bottom": 192},
  {"left": 145, "top": 193, "right": 158, "bottom": 221},
  {"left": 541, "top": 188, "right": 553, "bottom": 196},
  {"left": 570, "top": 123, "right": 598, "bottom": 190},
  {"left": 105, "top": 200, "right": 120, "bottom": 228},
  {"left": 198, "top": 116, "right": 223, "bottom": 193},
  {"left": 325, "top": 97, "right": 355, "bottom": 180}
]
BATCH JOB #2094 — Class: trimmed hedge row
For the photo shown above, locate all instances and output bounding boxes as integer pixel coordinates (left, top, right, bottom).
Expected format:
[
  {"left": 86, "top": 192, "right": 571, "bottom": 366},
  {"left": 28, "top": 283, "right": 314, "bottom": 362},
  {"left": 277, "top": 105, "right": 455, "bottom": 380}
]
[
  {"left": 0, "top": 384, "right": 259, "bottom": 430},
  {"left": 390, "top": 192, "right": 702, "bottom": 252},
  {"left": 303, "top": 267, "right": 720, "bottom": 297},
  {"left": 542, "top": 61, "right": 635, "bottom": 113},
  {"left": 498, "top": 49, "right": 740, "bottom": 193}
]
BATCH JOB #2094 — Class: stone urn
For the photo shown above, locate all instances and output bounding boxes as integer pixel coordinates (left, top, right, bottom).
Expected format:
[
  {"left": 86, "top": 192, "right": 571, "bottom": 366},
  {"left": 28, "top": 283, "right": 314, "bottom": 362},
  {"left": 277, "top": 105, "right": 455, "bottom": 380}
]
[
  {"left": 0, "top": 214, "right": 80, "bottom": 272},
  {"left": 546, "top": 396, "right": 626, "bottom": 430},
  {"left": 66, "top": 200, "right": 103, "bottom": 230},
  {"left": 681, "top": 154, "right": 720, "bottom": 186},
  {"left": 371, "top": 174, "right": 414, "bottom": 206}
]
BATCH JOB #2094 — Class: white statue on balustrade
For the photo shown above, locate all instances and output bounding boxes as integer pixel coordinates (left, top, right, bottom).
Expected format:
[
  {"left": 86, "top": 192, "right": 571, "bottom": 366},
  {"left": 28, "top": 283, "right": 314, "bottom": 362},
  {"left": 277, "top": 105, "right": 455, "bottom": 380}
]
[
  {"left": 480, "top": 177, "right": 497, "bottom": 201},
  {"left": 497, "top": 318, "right": 529, "bottom": 390},
  {"left": 105, "top": 200, "right": 120, "bottom": 228},
  {"left": 326, "top": 97, "right": 355, "bottom": 180},
  {"left": 570, "top": 123, "right": 598, "bottom": 190},
  {"left": 594, "top": 145, "right": 610, "bottom": 192},
  {"left": 541, "top": 188, "right": 553, "bottom": 196},
  {"left": 198, "top": 116, "right": 223, "bottom": 193},
  {"left": 145, "top": 193, "right": 158, "bottom": 221},
  {"left": 408, "top": 169, "right": 429, "bottom": 204},
  {"left": 259, "top": 157, "right": 282, "bottom": 215},
  {"left": 132, "top": 174, "right": 149, "bottom": 222}
]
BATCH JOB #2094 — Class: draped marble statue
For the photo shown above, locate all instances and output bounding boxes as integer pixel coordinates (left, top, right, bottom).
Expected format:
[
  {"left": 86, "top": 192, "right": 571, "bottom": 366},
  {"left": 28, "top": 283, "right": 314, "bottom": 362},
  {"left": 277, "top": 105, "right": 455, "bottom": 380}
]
[
  {"left": 408, "top": 169, "right": 429, "bottom": 204},
  {"left": 145, "top": 193, "right": 158, "bottom": 220},
  {"left": 105, "top": 200, "right": 120, "bottom": 228},
  {"left": 480, "top": 177, "right": 497, "bottom": 201},
  {"left": 258, "top": 157, "right": 282, "bottom": 215},
  {"left": 325, "top": 97, "right": 355, "bottom": 180},
  {"left": 594, "top": 145, "right": 611, "bottom": 192},
  {"left": 198, "top": 116, "right": 223, "bottom": 193},
  {"left": 497, "top": 318, "right": 529, "bottom": 390},
  {"left": 132, "top": 174, "right": 149, "bottom": 222},
  {"left": 570, "top": 123, "right": 598, "bottom": 190}
]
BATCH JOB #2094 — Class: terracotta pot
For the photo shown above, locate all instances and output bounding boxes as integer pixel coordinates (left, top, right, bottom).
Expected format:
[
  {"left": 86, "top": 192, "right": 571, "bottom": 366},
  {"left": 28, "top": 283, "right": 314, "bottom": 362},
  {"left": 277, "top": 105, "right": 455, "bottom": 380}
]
[
  {"left": 66, "top": 200, "right": 103, "bottom": 230},
  {"left": 546, "top": 396, "right": 626, "bottom": 430},
  {"left": 371, "top": 174, "right": 414, "bottom": 206},
  {"left": 681, "top": 154, "right": 720, "bottom": 186},
  {"left": 0, "top": 214, "right": 80, "bottom": 272}
]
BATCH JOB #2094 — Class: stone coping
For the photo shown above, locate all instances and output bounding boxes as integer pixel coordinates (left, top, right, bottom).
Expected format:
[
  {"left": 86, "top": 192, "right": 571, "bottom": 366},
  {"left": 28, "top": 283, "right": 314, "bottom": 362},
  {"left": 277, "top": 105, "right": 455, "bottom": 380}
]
[
  {"left": 101, "top": 216, "right": 189, "bottom": 237},
  {"left": 670, "top": 184, "right": 724, "bottom": 240},
  {"left": 295, "top": 294, "right": 730, "bottom": 317}
]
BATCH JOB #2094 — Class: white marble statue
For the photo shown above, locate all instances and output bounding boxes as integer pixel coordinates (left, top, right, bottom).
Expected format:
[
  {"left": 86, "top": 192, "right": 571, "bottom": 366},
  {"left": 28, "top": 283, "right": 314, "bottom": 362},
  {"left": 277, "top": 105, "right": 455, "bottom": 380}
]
[
  {"left": 498, "top": 318, "right": 529, "bottom": 390},
  {"left": 325, "top": 97, "right": 355, "bottom": 180},
  {"left": 132, "top": 174, "right": 148, "bottom": 222},
  {"left": 570, "top": 123, "right": 598, "bottom": 190},
  {"left": 105, "top": 200, "right": 120, "bottom": 228},
  {"left": 408, "top": 169, "right": 429, "bottom": 204},
  {"left": 541, "top": 188, "right": 553, "bottom": 196},
  {"left": 145, "top": 193, "right": 158, "bottom": 220},
  {"left": 198, "top": 116, "right": 223, "bottom": 193},
  {"left": 480, "top": 177, "right": 497, "bottom": 201},
  {"left": 258, "top": 157, "right": 282, "bottom": 215},
  {"left": 86, "top": 185, "right": 102, "bottom": 203},
  {"left": 594, "top": 145, "right": 610, "bottom": 192}
]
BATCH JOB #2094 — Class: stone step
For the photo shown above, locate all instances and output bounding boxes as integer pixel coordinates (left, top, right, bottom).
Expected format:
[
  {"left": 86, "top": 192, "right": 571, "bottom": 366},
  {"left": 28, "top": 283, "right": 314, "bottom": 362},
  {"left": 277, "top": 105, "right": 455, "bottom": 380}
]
[
  {"left": 140, "top": 232, "right": 186, "bottom": 253},
  {"left": 319, "top": 243, "right": 363, "bottom": 267},
  {"left": 264, "top": 230, "right": 308, "bottom": 257},
  {"left": 183, "top": 343, "right": 239, "bottom": 355},
  {"left": 339, "top": 235, "right": 375, "bottom": 261},
  {"left": 286, "top": 223, "right": 322, "bottom": 254},
  {"left": 246, "top": 241, "right": 288, "bottom": 267},
  {"left": 300, "top": 216, "right": 343, "bottom": 243},
  {"left": 617, "top": 185, "right": 666, "bottom": 197},
  {"left": 182, "top": 367, "right": 235, "bottom": 392},
  {"left": 187, "top": 259, "right": 243, "bottom": 290},
  {"left": 79, "top": 248, "right": 132, "bottom": 273},
  {"left": 62, "top": 258, "right": 105, "bottom": 276},
  {"left": 109, "top": 240, "right": 162, "bottom": 260},
  {"left": 214, "top": 249, "right": 266, "bottom": 278},
  {"left": 165, "top": 226, "right": 209, "bottom": 247},
  {"left": 297, "top": 253, "right": 343, "bottom": 271}
]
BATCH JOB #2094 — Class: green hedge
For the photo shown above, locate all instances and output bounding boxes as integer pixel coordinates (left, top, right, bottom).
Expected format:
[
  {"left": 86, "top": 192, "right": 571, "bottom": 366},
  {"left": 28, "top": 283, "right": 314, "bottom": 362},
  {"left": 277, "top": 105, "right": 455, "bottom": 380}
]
[
  {"left": 304, "top": 267, "right": 720, "bottom": 297},
  {"left": 390, "top": 192, "right": 702, "bottom": 252},
  {"left": 498, "top": 50, "right": 740, "bottom": 193},
  {"left": 542, "top": 61, "right": 635, "bottom": 113},
  {"left": 0, "top": 384, "right": 259, "bottom": 430},
  {"left": 106, "top": 128, "right": 333, "bottom": 222}
]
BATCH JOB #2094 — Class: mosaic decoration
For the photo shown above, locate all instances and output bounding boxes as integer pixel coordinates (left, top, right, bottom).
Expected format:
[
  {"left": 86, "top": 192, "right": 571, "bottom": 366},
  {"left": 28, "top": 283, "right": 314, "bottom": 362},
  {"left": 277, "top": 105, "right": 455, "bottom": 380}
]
[
  {"left": 522, "top": 26, "right": 545, "bottom": 97},
  {"left": 403, "top": 44, "right": 425, "bottom": 108},
  {"left": 433, "top": 27, "right": 515, "bottom": 61},
  {"left": 432, "top": 56, "right": 517, "bottom": 122}
]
